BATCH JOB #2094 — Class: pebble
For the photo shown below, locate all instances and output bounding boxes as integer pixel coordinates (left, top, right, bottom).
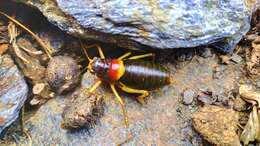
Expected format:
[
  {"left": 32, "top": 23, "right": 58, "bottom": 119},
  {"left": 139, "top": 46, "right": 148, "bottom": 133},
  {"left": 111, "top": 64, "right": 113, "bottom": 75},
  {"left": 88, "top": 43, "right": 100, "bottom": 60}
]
[
  {"left": 198, "top": 48, "right": 213, "bottom": 58},
  {"left": 230, "top": 54, "right": 242, "bottom": 63},
  {"left": 197, "top": 89, "right": 217, "bottom": 105},
  {"left": 182, "top": 89, "right": 196, "bottom": 105},
  {"left": 244, "top": 34, "right": 257, "bottom": 42}
]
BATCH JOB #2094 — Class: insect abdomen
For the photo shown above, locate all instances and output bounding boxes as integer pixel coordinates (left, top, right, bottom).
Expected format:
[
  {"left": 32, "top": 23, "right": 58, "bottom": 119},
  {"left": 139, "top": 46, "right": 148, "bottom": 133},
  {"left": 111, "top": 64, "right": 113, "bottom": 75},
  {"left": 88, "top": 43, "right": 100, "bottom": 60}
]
[{"left": 119, "top": 60, "right": 170, "bottom": 90}]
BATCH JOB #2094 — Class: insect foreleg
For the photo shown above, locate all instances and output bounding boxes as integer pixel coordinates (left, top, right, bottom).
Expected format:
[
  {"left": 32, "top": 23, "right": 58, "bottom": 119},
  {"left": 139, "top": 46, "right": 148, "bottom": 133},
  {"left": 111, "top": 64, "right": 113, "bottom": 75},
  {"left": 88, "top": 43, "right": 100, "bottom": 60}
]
[
  {"left": 118, "top": 83, "right": 149, "bottom": 104},
  {"left": 89, "top": 80, "right": 102, "bottom": 93},
  {"left": 118, "top": 52, "right": 132, "bottom": 60},
  {"left": 97, "top": 45, "right": 105, "bottom": 59},
  {"left": 82, "top": 44, "right": 105, "bottom": 59},
  {"left": 110, "top": 84, "right": 129, "bottom": 127}
]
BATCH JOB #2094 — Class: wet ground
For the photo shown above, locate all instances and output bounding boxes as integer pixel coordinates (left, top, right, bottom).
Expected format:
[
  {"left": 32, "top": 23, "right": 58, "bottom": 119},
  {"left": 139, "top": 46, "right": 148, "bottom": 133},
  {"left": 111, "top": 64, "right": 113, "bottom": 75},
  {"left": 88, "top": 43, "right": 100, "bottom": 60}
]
[
  {"left": 0, "top": 1, "right": 259, "bottom": 146},
  {"left": 0, "top": 48, "right": 246, "bottom": 146}
]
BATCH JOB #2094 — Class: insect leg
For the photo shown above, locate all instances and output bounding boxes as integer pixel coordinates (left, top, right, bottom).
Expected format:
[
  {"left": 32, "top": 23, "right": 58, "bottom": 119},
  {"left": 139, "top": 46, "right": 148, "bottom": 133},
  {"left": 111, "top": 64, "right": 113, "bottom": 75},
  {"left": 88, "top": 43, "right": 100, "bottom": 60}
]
[
  {"left": 110, "top": 84, "right": 129, "bottom": 127},
  {"left": 118, "top": 52, "right": 132, "bottom": 60},
  {"left": 89, "top": 80, "right": 102, "bottom": 93},
  {"left": 118, "top": 83, "right": 149, "bottom": 104},
  {"left": 81, "top": 43, "right": 105, "bottom": 59},
  {"left": 127, "top": 53, "right": 154, "bottom": 60},
  {"left": 97, "top": 45, "right": 105, "bottom": 59}
]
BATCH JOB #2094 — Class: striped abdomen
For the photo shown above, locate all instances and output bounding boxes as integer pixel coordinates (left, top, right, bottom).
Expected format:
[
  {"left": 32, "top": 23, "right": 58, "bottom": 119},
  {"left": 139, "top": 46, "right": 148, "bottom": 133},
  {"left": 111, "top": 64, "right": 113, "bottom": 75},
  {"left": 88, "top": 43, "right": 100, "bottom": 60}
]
[{"left": 119, "top": 60, "right": 170, "bottom": 90}]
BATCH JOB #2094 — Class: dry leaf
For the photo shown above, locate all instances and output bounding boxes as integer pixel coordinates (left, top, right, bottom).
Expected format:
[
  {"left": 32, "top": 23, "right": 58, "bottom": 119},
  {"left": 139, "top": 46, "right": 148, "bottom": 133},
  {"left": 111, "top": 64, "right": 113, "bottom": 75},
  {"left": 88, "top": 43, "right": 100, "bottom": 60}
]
[
  {"left": 239, "top": 85, "right": 260, "bottom": 108},
  {"left": 240, "top": 106, "right": 260, "bottom": 145}
]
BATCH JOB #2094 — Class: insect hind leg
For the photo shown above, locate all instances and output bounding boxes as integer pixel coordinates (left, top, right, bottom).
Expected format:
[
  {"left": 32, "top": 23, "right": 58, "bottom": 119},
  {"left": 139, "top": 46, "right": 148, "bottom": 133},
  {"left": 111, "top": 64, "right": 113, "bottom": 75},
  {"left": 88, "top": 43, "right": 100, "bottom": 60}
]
[
  {"left": 118, "top": 83, "right": 149, "bottom": 104},
  {"left": 88, "top": 80, "right": 102, "bottom": 93},
  {"left": 118, "top": 52, "right": 132, "bottom": 60},
  {"left": 126, "top": 53, "right": 154, "bottom": 60},
  {"left": 110, "top": 84, "right": 129, "bottom": 127}
]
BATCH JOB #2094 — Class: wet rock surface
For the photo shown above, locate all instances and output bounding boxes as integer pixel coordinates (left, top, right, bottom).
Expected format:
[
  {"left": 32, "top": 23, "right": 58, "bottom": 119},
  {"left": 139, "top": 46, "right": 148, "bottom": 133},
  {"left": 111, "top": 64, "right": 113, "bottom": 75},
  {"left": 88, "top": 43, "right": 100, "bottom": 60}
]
[
  {"left": 14, "top": 0, "right": 253, "bottom": 52},
  {"left": 0, "top": 55, "right": 28, "bottom": 134},
  {"left": 17, "top": 52, "right": 244, "bottom": 146},
  {"left": 1, "top": 1, "right": 257, "bottom": 144},
  {"left": 192, "top": 105, "right": 240, "bottom": 146}
]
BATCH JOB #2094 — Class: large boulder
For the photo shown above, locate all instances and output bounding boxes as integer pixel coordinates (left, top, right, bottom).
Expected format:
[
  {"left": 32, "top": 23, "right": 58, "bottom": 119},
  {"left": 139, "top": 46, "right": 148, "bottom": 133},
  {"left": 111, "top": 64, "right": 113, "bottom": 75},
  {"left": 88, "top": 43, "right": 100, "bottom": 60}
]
[
  {"left": 0, "top": 55, "right": 28, "bottom": 134},
  {"left": 13, "top": 0, "right": 254, "bottom": 52}
]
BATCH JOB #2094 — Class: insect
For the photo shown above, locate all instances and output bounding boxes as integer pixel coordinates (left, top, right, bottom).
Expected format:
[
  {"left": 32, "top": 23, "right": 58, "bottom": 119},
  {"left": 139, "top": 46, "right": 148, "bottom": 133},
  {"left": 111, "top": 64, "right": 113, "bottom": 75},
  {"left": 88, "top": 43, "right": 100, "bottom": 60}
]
[{"left": 80, "top": 41, "right": 171, "bottom": 127}]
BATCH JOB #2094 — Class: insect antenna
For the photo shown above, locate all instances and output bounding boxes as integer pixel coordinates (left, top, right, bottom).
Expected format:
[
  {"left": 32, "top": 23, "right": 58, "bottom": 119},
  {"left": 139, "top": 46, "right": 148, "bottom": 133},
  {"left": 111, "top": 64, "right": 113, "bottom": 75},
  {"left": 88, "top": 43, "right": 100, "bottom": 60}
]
[
  {"left": 79, "top": 39, "right": 92, "bottom": 62},
  {"left": 79, "top": 39, "right": 95, "bottom": 73}
]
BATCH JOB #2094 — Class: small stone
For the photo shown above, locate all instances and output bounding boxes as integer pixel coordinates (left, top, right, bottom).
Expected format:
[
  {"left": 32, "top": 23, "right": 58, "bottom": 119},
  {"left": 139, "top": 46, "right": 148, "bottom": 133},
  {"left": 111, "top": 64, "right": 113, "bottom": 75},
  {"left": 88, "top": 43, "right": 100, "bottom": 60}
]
[
  {"left": 230, "top": 54, "right": 242, "bottom": 64},
  {"left": 192, "top": 105, "right": 240, "bottom": 146},
  {"left": 30, "top": 98, "right": 41, "bottom": 105},
  {"left": 244, "top": 34, "right": 257, "bottom": 42},
  {"left": 33, "top": 83, "right": 45, "bottom": 95},
  {"left": 198, "top": 95, "right": 214, "bottom": 105},
  {"left": 177, "top": 53, "right": 187, "bottom": 62},
  {"left": 185, "top": 51, "right": 194, "bottom": 61},
  {"left": 197, "top": 90, "right": 217, "bottom": 105},
  {"left": 198, "top": 48, "right": 213, "bottom": 58},
  {"left": 213, "top": 66, "right": 225, "bottom": 79},
  {"left": 182, "top": 89, "right": 196, "bottom": 105}
]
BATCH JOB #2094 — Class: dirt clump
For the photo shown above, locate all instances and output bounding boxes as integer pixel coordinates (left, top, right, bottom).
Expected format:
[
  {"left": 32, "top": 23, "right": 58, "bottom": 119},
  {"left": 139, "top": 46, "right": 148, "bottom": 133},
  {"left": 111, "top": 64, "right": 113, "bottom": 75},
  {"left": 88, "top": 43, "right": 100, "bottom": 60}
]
[{"left": 192, "top": 105, "right": 240, "bottom": 146}]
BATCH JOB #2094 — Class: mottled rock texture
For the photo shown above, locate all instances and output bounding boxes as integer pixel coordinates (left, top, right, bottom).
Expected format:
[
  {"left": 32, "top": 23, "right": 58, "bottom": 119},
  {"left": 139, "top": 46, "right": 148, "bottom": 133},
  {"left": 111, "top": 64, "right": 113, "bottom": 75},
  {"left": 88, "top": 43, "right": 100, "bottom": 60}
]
[
  {"left": 14, "top": 0, "right": 253, "bottom": 52},
  {"left": 192, "top": 105, "right": 240, "bottom": 146},
  {"left": 0, "top": 55, "right": 28, "bottom": 134},
  {"left": 20, "top": 53, "right": 244, "bottom": 145}
]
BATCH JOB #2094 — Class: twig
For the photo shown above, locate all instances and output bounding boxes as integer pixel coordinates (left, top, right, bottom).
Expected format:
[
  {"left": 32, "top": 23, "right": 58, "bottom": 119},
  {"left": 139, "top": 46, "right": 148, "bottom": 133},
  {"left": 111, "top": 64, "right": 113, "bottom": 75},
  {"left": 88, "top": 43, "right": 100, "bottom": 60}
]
[{"left": 0, "top": 11, "right": 53, "bottom": 58}]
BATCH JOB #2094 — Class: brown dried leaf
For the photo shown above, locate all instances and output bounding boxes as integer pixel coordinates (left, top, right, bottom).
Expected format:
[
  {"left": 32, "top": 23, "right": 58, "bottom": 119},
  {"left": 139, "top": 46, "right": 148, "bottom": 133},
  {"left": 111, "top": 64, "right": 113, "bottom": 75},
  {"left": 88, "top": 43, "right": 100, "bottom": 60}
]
[
  {"left": 257, "top": 110, "right": 260, "bottom": 142},
  {"left": 240, "top": 106, "right": 260, "bottom": 145},
  {"left": 239, "top": 85, "right": 260, "bottom": 108}
]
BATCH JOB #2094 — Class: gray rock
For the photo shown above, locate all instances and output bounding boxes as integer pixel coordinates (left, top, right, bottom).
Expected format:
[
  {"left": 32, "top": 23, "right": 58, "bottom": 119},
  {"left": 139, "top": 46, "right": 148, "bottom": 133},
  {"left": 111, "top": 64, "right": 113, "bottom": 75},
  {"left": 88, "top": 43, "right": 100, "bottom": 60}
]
[
  {"left": 198, "top": 48, "right": 213, "bottom": 58},
  {"left": 197, "top": 91, "right": 217, "bottom": 105},
  {"left": 14, "top": 0, "right": 253, "bottom": 52},
  {"left": 0, "top": 55, "right": 28, "bottom": 134},
  {"left": 182, "top": 89, "right": 196, "bottom": 105},
  {"left": 230, "top": 54, "right": 243, "bottom": 64}
]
